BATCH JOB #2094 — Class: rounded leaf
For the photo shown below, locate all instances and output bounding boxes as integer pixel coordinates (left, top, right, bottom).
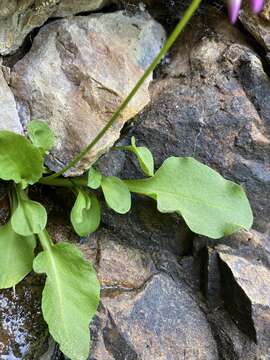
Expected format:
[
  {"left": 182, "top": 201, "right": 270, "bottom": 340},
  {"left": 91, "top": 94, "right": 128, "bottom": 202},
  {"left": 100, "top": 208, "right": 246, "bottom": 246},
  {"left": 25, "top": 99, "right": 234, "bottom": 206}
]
[
  {"left": 27, "top": 120, "right": 55, "bottom": 153},
  {"left": 71, "top": 191, "right": 101, "bottom": 236},
  {"left": 125, "top": 157, "right": 253, "bottom": 239},
  {"left": 101, "top": 176, "right": 131, "bottom": 214},
  {"left": 87, "top": 168, "right": 102, "bottom": 190},
  {"left": 0, "top": 131, "right": 43, "bottom": 186},
  {"left": 11, "top": 197, "right": 47, "bottom": 236}
]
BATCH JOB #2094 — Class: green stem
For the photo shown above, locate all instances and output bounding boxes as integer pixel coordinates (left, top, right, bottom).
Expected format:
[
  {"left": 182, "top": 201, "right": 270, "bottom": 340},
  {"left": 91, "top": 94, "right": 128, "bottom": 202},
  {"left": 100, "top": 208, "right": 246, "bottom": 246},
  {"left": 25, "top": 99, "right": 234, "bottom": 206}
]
[
  {"left": 38, "top": 229, "right": 54, "bottom": 250},
  {"left": 39, "top": 177, "right": 86, "bottom": 187},
  {"left": 42, "top": 0, "right": 202, "bottom": 181}
]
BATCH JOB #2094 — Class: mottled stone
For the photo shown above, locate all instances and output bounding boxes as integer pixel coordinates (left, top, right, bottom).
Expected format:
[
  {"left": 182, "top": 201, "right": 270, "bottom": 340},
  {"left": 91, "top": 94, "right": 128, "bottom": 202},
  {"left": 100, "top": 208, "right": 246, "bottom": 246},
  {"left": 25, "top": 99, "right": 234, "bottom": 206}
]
[
  {"left": 91, "top": 273, "right": 218, "bottom": 360},
  {"left": 0, "top": 275, "right": 47, "bottom": 360},
  {"left": 0, "top": 65, "right": 22, "bottom": 133},
  {"left": 54, "top": 0, "right": 109, "bottom": 16},
  {"left": 0, "top": 0, "right": 110, "bottom": 55},
  {"left": 11, "top": 11, "right": 166, "bottom": 175},
  {"left": 88, "top": 229, "right": 155, "bottom": 289},
  {"left": 239, "top": 6, "right": 270, "bottom": 53},
  {"left": 93, "top": 8, "right": 270, "bottom": 359},
  {"left": 218, "top": 246, "right": 270, "bottom": 355}
]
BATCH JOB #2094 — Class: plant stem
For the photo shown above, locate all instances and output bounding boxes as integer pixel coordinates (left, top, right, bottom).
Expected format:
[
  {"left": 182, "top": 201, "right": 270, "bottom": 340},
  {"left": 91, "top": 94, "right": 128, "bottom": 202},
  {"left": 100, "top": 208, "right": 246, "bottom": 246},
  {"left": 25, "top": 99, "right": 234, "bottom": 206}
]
[
  {"left": 38, "top": 229, "right": 54, "bottom": 250},
  {"left": 39, "top": 177, "right": 86, "bottom": 187},
  {"left": 42, "top": 0, "right": 202, "bottom": 181}
]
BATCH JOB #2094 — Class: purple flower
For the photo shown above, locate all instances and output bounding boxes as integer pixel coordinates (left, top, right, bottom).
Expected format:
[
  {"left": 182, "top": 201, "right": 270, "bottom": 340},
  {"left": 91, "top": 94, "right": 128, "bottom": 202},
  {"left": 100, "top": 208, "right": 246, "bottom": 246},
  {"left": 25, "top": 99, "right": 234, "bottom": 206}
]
[
  {"left": 250, "top": 0, "right": 264, "bottom": 13},
  {"left": 228, "top": 0, "right": 264, "bottom": 23}
]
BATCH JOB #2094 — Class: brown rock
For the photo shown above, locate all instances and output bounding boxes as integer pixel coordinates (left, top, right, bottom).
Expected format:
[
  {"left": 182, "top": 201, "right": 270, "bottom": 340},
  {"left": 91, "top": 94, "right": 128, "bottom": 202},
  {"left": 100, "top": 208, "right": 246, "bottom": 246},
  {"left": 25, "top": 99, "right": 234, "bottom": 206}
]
[
  {"left": 11, "top": 11, "right": 166, "bottom": 175},
  {"left": 0, "top": 0, "right": 110, "bottom": 55},
  {"left": 218, "top": 246, "right": 270, "bottom": 355},
  {"left": 239, "top": 6, "right": 270, "bottom": 53}
]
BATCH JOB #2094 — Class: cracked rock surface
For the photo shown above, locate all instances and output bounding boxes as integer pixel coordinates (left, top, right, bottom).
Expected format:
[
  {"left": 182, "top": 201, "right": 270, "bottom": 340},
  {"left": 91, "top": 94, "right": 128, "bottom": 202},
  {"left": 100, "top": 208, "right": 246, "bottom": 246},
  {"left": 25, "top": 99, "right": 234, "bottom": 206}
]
[
  {"left": 0, "top": 0, "right": 109, "bottom": 55},
  {"left": 11, "top": 10, "right": 166, "bottom": 175}
]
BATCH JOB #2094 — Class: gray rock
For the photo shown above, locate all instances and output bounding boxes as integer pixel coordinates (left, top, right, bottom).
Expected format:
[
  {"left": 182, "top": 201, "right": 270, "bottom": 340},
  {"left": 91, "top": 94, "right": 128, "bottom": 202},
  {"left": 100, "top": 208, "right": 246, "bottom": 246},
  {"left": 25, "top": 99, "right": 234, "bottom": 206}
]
[
  {"left": 78, "top": 228, "right": 218, "bottom": 360},
  {"left": 95, "top": 8, "right": 270, "bottom": 359},
  {"left": 91, "top": 273, "right": 218, "bottom": 360},
  {"left": 218, "top": 246, "right": 270, "bottom": 356},
  {"left": 0, "top": 65, "right": 22, "bottom": 133},
  {"left": 239, "top": 1, "right": 270, "bottom": 54},
  {"left": 0, "top": 275, "right": 47, "bottom": 359},
  {"left": 0, "top": 0, "right": 110, "bottom": 55},
  {"left": 11, "top": 11, "right": 166, "bottom": 176},
  {"left": 54, "top": 0, "right": 109, "bottom": 17}
]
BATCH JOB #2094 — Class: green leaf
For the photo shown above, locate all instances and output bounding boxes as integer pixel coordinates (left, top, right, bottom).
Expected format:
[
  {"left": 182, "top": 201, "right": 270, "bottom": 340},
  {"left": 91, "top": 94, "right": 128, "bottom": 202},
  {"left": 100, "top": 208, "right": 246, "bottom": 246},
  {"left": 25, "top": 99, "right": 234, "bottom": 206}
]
[
  {"left": 125, "top": 157, "right": 253, "bottom": 239},
  {"left": 27, "top": 120, "right": 55, "bottom": 154},
  {"left": 33, "top": 238, "right": 100, "bottom": 360},
  {"left": 0, "top": 222, "right": 36, "bottom": 289},
  {"left": 130, "top": 137, "right": 154, "bottom": 176},
  {"left": 87, "top": 168, "right": 102, "bottom": 190},
  {"left": 101, "top": 176, "right": 131, "bottom": 214},
  {"left": 0, "top": 131, "right": 43, "bottom": 187},
  {"left": 71, "top": 190, "right": 101, "bottom": 236},
  {"left": 11, "top": 190, "right": 47, "bottom": 236}
]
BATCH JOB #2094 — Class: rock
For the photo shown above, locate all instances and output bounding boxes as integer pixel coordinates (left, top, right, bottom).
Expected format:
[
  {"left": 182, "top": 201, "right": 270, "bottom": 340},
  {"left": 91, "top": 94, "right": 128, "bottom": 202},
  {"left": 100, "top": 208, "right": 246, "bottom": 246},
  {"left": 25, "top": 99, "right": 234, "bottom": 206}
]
[
  {"left": 0, "top": 0, "right": 110, "bottom": 55},
  {"left": 108, "top": 9, "right": 270, "bottom": 236},
  {"left": 90, "top": 273, "right": 218, "bottom": 360},
  {"left": 0, "top": 65, "right": 22, "bottom": 133},
  {"left": 54, "top": 0, "right": 109, "bottom": 17},
  {"left": 218, "top": 246, "right": 270, "bottom": 355},
  {"left": 207, "top": 307, "right": 259, "bottom": 360},
  {"left": 81, "top": 228, "right": 155, "bottom": 289},
  {"left": 0, "top": 275, "right": 47, "bottom": 360},
  {"left": 11, "top": 11, "right": 166, "bottom": 175},
  {"left": 0, "top": 0, "right": 17, "bottom": 19},
  {"left": 81, "top": 228, "right": 218, "bottom": 360},
  {"left": 94, "top": 7, "right": 270, "bottom": 359},
  {"left": 239, "top": 4, "right": 270, "bottom": 54}
]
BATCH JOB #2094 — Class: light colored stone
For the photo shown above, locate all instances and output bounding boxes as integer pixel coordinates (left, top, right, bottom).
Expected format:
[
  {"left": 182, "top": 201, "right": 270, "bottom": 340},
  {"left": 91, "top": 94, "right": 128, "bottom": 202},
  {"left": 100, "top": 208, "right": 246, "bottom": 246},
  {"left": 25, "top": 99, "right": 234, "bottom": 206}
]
[
  {"left": 218, "top": 246, "right": 270, "bottom": 350},
  {"left": 0, "top": 0, "right": 110, "bottom": 55},
  {"left": 11, "top": 11, "right": 166, "bottom": 175},
  {"left": 239, "top": 2, "right": 270, "bottom": 53},
  {"left": 0, "top": 66, "right": 22, "bottom": 133},
  {"left": 54, "top": 0, "right": 108, "bottom": 17}
]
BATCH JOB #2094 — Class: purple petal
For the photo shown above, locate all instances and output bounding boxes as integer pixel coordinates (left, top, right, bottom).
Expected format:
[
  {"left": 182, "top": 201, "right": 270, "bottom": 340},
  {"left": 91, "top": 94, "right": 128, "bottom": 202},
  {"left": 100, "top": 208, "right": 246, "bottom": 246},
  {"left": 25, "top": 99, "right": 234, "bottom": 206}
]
[
  {"left": 250, "top": 0, "right": 264, "bottom": 13},
  {"left": 228, "top": 0, "right": 242, "bottom": 23}
]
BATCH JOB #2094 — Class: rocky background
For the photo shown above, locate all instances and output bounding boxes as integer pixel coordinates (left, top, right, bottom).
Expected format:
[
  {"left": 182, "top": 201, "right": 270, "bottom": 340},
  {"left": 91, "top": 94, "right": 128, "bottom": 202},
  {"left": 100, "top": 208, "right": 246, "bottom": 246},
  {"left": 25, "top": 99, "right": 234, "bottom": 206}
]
[{"left": 0, "top": 0, "right": 270, "bottom": 359}]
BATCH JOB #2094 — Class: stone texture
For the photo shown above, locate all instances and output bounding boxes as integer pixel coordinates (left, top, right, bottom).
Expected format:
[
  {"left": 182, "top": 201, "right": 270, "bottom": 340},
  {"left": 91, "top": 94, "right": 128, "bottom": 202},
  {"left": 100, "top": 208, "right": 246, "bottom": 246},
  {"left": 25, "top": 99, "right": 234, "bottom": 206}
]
[
  {"left": 0, "top": 0, "right": 109, "bottom": 55},
  {"left": 54, "top": 0, "right": 109, "bottom": 17},
  {"left": 93, "top": 7, "right": 270, "bottom": 359},
  {"left": 91, "top": 273, "right": 218, "bottom": 360},
  {"left": 0, "top": 275, "right": 47, "bottom": 360},
  {"left": 0, "top": 65, "right": 22, "bottom": 133},
  {"left": 78, "top": 227, "right": 218, "bottom": 360},
  {"left": 11, "top": 11, "right": 166, "bottom": 175},
  {"left": 239, "top": 4, "right": 270, "bottom": 55},
  {"left": 218, "top": 246, "right": 270, "bottom": 355}
]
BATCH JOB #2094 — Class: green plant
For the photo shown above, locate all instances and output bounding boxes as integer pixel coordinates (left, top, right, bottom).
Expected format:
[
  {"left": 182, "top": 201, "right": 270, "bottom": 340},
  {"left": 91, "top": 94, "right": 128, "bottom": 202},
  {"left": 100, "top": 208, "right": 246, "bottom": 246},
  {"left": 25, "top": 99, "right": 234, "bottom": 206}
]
[{"left": 0, "top": 1, "right": 253, "bottom": 359}]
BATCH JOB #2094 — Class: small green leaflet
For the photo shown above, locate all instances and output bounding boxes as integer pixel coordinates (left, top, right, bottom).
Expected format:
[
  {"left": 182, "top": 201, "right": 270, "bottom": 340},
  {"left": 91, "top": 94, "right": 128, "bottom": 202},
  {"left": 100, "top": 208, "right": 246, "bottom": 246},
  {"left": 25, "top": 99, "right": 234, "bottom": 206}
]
[
  {"left": 87, "top": 168, "right": 102, "bottom": 190},
  {"left": 129, "top": 137, "right": 154, "bottom": 176},
  {"left": 33, "top": 239, "right": 100, "bottom": 360},
  {"left": 0, "top": 131, "right": 43, "bottom": 187},
  {"left": 115, "top": 137, "right": 154, "bottom": 177},
  {"left": 0, "top": 222, "right": 36, "bottom": 289},
  {"left": 27, "top": 120, "right": 55, "bottom": 154},
  {"left": 70, "top": 190, "right": 101, "bottom": 236},
  {"left": 101, "top": 176, "right": 131, "bottom": 214},
  {"left": 11, "top": 189, "right": 47, "bottom": 236},
  {"left": 125, "top": 157, "right": 253, "bottom": 239}
]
